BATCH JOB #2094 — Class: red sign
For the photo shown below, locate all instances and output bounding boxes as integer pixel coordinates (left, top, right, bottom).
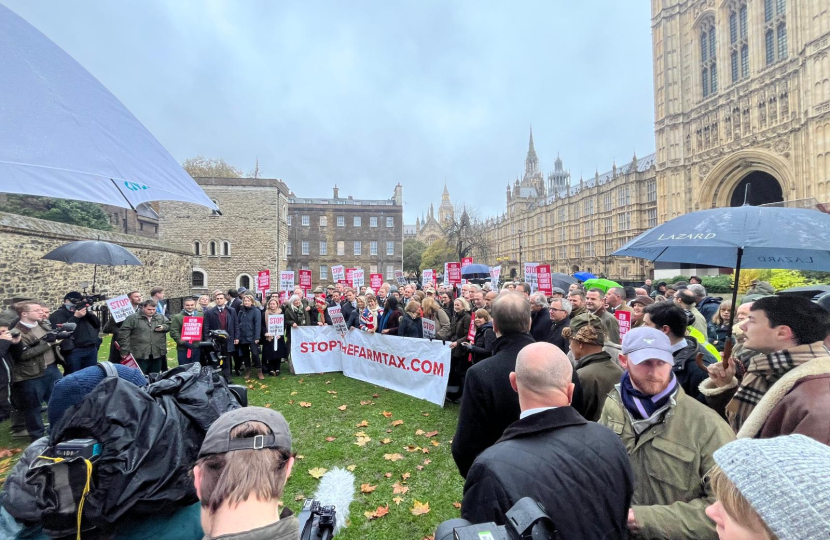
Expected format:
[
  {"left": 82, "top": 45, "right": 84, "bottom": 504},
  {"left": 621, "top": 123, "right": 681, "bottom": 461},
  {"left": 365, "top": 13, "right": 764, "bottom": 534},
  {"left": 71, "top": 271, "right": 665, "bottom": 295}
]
[
  {"left": 257, "top": 270, "right": 271, "bottom": 292},
  {"left": 345, "top": 268, "right": 356, "bottom": 288},
  {"left": 279, "top": 291, "right": 289, "bottom": 304},
  {"left": 370, "top": 273, "right": 383, "bottom": 290},
  {"left": 616, "top": 311, "right": 632, "bottom": 340},
  {"left": 181, "top": 316, "right": 204, "bottom": 360},
  {"left": 337, "top": 279, "right": 349, "bottom": 287},
  {"left": 299, "top": 269, "right": 312, "bottom": 291},
  {"left": 536, "top": 264, "right": 552, "bottom": 296},
  {"left": 447, "top": 262, "right": 462, "bottom": 285},
  {"left": 461, "top": 257, "right": 474, "bottom": 268}
]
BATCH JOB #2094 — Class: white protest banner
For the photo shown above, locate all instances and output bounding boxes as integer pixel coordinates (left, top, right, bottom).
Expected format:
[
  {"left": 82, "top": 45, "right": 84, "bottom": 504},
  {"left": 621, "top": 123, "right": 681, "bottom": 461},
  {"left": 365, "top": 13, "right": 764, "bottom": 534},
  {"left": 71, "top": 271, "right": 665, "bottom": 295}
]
[
  {"left": 327, "top": 305, "right": 349, "bottom": 338},
  {"left": 105, "top": 294, "right": 134, "bottom": 323},
  {"left": 332, "top": 265, "right": 345, "bottom": 282},
  {"left": 443, "top": 263, "right": 449, "bottom": 286},
  {"left": 490, "top": 265, "right": 501, "bottom": 290},
  {"left": 524, "top": 263, "right": 539, "bottom": 292},
  {"left": 267, "top": 314, "right": 284, "bottom": 351},
  {"left": 353, "top": 269, "right": 365, "bottom": 288},
  {"left": 422, "top": 269, "right": 434, "bottom": 287},
  {"left": 290, "top": 325, "right": 344, "bottom": 374},
  {"left": 422, "top": 318, "right": 436, "bottom": 339},
  {"left": 343, "top": 330, "right": 450, "bottom": 407},
  {"left": 280, "top": 271, "right": 295, "bottom": 291},
  {"left": 394, "top": 270, "right": 407, "bottom": 287}
]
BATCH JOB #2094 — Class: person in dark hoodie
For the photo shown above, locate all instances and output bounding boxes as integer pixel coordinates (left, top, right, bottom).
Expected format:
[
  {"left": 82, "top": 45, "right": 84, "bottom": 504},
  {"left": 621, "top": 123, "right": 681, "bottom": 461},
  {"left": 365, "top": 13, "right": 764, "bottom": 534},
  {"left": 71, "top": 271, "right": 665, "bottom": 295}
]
[
  {"left": 463, "top": 309, "right": 496, "bottom": 364},
  {"left": 642, "top": 302, "right": 715, "bottom": 402},
  {"left": 650, "top": 281, "right": 667, "bottom": 299},
  {"left": 398, "top": 300, "right": 423, "bottom": 338}
]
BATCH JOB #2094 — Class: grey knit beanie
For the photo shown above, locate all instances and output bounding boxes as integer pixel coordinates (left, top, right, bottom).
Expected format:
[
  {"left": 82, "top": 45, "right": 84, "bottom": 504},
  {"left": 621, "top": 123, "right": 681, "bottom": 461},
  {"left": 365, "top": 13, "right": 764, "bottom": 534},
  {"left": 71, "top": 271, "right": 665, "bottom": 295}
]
[{"left": 713, "top": 435, "right": 830, "bottom": 540}]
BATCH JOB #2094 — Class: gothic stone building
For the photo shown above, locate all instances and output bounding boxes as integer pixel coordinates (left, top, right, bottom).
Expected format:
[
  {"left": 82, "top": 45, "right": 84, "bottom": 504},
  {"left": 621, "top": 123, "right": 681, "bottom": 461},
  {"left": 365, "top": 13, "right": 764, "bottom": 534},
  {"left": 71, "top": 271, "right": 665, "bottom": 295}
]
[
  {"left": 652, "top": 0, "right": 830, "bottom": 217},
  {"left": 287, "top": 185, "right": 404, "bottom": 288},
  {"left": 482, "top": 130, "right": 657, "bottom": 283},
  {"left": 158, "top": 177, "right": 291, "bottom": 295},
  {"left": 405, "top": 183, "right": 455, "bottom": 245}
]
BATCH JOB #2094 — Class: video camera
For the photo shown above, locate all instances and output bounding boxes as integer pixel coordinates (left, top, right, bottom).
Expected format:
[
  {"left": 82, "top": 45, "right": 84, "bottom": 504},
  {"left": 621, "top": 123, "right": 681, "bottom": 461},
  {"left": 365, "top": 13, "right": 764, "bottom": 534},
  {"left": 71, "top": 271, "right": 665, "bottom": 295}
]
[
  {"left": 298, "top": 499, "right": 336, "bottom": 540},
  {"left": 435, "top": 498, "right": 557, "bottom": 540},
  {"left": 70, "top": 293, "right": 107, "bottom": 311},
  {"left": 196, "top": 329, "right": 230, "bottom": 369},
  {"left": 43, "top": 322, "right": 77, "bottom": 342}
]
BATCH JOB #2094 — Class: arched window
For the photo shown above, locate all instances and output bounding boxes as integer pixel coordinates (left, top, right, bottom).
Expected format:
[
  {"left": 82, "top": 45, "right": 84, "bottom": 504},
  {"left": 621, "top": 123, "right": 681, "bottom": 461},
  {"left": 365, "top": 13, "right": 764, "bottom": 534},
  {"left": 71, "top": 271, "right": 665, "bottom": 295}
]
[
  {"left": 237, "top": 274, "right": 252, "bottom": 290},
  {"left": 728, "top": 1, "right": 749, "bottom": 84},
  {"left": 192, "top": 270, "right": 206, "bottom": 288},
  {"left": 193, "top": 241, "right": 201, "bottom": 256},
  {"left": 699, "top": 17, "right": 717, "bottom": 99},
  {"left": 764, "top": 0, "right": 787, "bottom": 65},
  {"left": 222, "top": 241, "right": 231, "bottom": 256},
  {"left": 209, "top": 241, "right": 217, "bottom": 256}
]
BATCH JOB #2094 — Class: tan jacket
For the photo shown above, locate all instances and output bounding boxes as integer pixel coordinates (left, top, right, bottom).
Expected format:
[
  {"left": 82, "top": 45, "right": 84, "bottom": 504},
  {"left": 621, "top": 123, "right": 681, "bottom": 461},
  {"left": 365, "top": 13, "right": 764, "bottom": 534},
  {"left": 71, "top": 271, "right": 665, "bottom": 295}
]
[{"left": 599, "top": 386, "right": 735, "bottom": 540}]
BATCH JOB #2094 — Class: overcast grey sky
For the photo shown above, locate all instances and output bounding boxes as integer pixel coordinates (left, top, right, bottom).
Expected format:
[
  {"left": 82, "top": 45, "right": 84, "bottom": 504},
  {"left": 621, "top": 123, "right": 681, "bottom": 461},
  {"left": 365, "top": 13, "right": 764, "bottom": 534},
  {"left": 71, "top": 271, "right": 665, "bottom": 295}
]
[{"left": 5, "top": 1, "right": 655, "bottom": 222}]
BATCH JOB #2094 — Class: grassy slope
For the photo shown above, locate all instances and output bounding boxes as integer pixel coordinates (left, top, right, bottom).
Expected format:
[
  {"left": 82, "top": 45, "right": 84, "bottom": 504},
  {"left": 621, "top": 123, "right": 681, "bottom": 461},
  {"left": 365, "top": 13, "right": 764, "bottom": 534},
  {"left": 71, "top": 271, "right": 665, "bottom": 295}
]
[{"left": 0, "top": 336, "right": 464, "bottom": 539}]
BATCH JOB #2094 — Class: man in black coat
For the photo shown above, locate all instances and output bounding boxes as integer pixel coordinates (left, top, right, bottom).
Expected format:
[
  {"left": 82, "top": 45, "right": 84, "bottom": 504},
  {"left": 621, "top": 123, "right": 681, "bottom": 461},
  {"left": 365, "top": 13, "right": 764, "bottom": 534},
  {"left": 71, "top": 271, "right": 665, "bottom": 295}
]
[
  {"left": 462, "top": 342, "right": 633, "bottom": 537},
  {"left": 529, "top": 292, "right": 552, "bottom": 343},
  {"left": 452, "top": 292, "right": 585, "bottom": 478},
  {"left": 49, "top": 291, "right": 101, "bottom": 374},
  {"left": 546, "top": 297, "right": 571, "bottom": 355},
  {"left": 202, "top": 292, "right": 239, "bottom": 381}
]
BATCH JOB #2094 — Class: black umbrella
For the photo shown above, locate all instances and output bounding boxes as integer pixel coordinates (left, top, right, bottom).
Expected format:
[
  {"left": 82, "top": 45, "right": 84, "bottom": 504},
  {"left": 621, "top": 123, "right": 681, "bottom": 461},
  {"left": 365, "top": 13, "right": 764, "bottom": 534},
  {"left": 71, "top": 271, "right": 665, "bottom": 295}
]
[
  {"left": 42, "top": 239, "right": 142, "bottom": 292},
  {"left": 550, "top": 272, "right": 577, "bottom": 291}
]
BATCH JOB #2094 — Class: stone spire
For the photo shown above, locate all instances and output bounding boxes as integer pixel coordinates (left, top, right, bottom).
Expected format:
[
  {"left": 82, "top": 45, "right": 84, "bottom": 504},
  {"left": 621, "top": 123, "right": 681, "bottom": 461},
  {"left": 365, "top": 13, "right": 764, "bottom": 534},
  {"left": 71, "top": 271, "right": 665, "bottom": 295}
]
[
  {"left": 442, "top": 181, "right": 450, "bottom": 200},
  {"left": 524, "top": 126, "right": 540, "bottom": 180}
]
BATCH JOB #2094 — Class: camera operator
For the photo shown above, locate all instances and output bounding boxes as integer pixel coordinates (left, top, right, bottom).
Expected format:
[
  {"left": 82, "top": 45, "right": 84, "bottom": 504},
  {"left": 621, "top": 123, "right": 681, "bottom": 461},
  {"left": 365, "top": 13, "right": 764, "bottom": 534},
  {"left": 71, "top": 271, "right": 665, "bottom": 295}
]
[
  {"left": 117, "top": 299, "right": 170, "bottom": 374},
  {"left": 49, "top": 291, "right": 101, "bottom": 374},
  {"left": 193, "top": 407, "right": 298, "bottom": 540},
  {"left": 9, "top": 301, "right": 63, "bottom": 440}
]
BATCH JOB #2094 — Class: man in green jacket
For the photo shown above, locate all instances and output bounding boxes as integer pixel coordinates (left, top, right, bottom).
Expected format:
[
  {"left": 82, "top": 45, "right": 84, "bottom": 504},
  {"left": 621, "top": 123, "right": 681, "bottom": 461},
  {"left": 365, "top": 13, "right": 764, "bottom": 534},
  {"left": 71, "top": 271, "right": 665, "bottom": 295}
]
[
  {"left": 564, "top": 313, "right": 623, "bottom": 422},
  {"left": 118, "top": 299, "right": 169, "bottom": 374},
  {"left": 169, "top": 298, "right": 203, "bottom": 366},
  {"left": 598, "top": 326, "right": 734, "bottom": 540}
]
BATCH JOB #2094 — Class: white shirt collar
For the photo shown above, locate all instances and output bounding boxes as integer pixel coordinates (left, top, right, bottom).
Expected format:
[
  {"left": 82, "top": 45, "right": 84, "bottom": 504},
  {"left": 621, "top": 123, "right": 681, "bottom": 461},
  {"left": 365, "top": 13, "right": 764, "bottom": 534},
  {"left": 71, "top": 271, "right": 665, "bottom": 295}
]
[
  {"left": 519, "top": 406, "right": 558, "bottom": 419},
  {"left": 670, "top": 338, "right": 688, "bottom": 353}
]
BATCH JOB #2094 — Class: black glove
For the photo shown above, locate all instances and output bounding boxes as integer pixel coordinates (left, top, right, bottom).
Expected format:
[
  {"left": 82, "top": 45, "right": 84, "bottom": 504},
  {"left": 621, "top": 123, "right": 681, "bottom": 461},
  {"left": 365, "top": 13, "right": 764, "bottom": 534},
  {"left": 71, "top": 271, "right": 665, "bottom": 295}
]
[{"left": 42, "top": 333, "right": 57, "bottom": 343}]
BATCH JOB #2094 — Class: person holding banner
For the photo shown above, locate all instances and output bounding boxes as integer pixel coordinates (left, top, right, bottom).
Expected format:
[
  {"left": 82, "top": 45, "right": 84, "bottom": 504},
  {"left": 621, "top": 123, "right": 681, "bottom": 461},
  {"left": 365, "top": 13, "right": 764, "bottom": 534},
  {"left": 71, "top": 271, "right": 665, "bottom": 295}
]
[
  {"left": 284, "top": 295, "right": 310, "bottom": 350},
  {"left": 379, "top": 296, "right": 403, "bottom": 335},
  {"left": 169, "top": 298, "right": 202, "bottom": 366},
  {"left": 261, "top": 298, "right": 287, "bottom": 376},
  {"left": 463, "top": 309, "right": 496, "bottom": 364},
  {"left": 359, "top": 295, "right": 381, "bottom": 333},
  {"left": 398, "top": 300, "right": 424, "bottom": 338},
  {"left": 235, "top": 295, "right": 262, "bottom": 379},
  {"left": 118, "top": 299, "right": 169, "bottom": 375}
]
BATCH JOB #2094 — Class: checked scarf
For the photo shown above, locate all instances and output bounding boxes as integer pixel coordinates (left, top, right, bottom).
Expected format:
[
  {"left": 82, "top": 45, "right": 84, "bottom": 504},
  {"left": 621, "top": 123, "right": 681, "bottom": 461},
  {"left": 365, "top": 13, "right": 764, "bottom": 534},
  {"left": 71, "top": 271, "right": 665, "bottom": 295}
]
[
  {"left": 726, "top": 342, "right": 824, "bottom": 432},
  {"left": 620, "top": 371, "right": 679, "bottom": 434}
]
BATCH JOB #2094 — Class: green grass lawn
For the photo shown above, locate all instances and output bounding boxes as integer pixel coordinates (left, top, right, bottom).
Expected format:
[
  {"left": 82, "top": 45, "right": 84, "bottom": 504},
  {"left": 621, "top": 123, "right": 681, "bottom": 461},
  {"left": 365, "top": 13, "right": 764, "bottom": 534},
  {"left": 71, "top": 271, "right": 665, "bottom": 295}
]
[{"left": 0, "top": 336, "right": 464, "bottom": 539}]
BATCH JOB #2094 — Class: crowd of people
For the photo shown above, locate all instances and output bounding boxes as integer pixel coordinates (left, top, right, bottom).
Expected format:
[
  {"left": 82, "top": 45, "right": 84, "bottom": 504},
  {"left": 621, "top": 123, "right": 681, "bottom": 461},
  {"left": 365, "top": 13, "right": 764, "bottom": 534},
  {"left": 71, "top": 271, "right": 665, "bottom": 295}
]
[{"left": 1, "top": 274, "right": 829, "bottom": 539}]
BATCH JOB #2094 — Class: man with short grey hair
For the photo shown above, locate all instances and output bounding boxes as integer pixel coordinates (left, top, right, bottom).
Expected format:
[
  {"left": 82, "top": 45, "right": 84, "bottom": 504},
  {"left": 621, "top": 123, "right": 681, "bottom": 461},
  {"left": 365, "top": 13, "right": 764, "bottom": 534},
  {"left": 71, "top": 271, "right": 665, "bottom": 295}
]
[
  {"left": 606, "top": 287, "right": 630, "bottom": 315},
  {"left": 529, "top": 292, "right": 552, "bottom": 343},
  {"left": 688, "top": 284, "right": 721, "bottom": 323},
  {"left": 460, "top": 343, "right": 632, "bottom": 536},
  {"left": 547, "top": 297, "right": 572, "bottom": 354}
]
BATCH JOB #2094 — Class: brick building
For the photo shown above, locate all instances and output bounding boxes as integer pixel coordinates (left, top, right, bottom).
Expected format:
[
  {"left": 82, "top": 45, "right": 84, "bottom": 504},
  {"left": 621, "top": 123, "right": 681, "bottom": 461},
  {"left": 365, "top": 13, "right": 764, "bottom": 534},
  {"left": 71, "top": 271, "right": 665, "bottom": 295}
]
[
  {"left": 158, "top": 177, "right": 291, "bottom": 295},
  {"left": 287, "top": 185, "right": 404, "bottom": 288}
]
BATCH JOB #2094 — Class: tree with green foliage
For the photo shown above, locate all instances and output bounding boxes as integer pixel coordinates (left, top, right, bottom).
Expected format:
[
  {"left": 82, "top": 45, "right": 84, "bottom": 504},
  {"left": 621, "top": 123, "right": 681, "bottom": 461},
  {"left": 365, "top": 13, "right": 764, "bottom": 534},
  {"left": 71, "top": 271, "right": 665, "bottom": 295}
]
[
  {"left": 0, "top": 195, "right": 112, "bottom": 231},
  {"left": 403, "top": 239, "right": 426, "bottom": 281},
  {"left": 420, "top": 239, "right": 456, "bottom": 273},
  {"left": 181, "top": 155, "right": 243, "bottom": 178}
]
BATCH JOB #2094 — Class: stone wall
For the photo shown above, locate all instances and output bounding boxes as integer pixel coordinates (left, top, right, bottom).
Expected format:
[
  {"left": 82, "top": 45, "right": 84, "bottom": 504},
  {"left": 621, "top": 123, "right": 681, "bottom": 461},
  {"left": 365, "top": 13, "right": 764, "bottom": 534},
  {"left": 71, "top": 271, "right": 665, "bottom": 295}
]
[
  {"left": 0, "top": 211, "right": 191, "bottom": 308},
  {"left": 158, "top": 177, "right": 290, "bottom": 295}
]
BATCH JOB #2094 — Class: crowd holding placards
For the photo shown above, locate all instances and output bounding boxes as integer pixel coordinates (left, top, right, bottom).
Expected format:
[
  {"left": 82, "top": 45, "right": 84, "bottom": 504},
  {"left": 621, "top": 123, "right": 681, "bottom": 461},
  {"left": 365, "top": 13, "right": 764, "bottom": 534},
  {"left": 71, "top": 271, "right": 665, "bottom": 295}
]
[{"left": 0, "top": 274, "right": 829, "bottom": 539}]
